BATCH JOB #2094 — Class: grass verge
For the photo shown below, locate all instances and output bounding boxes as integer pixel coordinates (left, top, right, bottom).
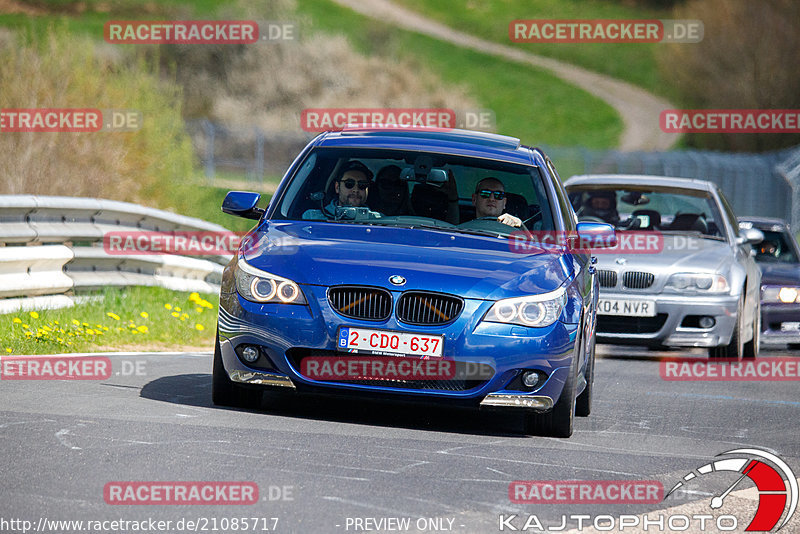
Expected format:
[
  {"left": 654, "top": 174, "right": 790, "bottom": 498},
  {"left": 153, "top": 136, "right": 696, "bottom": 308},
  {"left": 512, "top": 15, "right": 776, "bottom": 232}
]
[
  {"left": 1, "top": 287, "right": 219, "bottom": 355},
  {"left": 391, "top": 0, "right": 676, "bottom": 100}
]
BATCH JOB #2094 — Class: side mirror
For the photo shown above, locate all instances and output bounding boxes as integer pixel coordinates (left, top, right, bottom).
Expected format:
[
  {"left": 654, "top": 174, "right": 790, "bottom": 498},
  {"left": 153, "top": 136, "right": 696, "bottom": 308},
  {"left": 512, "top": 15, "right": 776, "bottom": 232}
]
[
  {"left": 222, "top": 191, "right": 264, "bottom": 220},
  {"left": 575, "top": 221, "right": 617, "bottom": 249},
  {"left": 737, "top": 227, "right": 764, "bottom": 246}
]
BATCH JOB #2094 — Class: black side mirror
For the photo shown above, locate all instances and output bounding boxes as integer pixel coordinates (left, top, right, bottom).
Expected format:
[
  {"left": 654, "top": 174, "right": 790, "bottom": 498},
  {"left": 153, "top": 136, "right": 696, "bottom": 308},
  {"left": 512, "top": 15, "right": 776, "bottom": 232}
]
[{"left": 222, "top": 191, "right": 264, "bottom": 220}]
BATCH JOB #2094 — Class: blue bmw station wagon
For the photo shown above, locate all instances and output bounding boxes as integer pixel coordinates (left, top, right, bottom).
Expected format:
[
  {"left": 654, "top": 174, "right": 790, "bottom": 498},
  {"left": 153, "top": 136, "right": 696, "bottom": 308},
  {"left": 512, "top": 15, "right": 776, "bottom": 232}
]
[{"left": 213, "top": 126, "right": 614, "bottom": 437}]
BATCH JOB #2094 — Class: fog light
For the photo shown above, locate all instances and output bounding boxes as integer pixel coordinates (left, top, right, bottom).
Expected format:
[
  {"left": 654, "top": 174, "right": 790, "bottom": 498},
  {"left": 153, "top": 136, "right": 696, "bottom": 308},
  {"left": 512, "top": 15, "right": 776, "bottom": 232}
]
[
  {"left": 241, "top": 345, "right": 259, "bottom": 363},
  {"left": 698, "top": 316, "right": 715, "bottom": 329},
  {"left": 522, "top": 371, "right": 540, "bottom": 388}
]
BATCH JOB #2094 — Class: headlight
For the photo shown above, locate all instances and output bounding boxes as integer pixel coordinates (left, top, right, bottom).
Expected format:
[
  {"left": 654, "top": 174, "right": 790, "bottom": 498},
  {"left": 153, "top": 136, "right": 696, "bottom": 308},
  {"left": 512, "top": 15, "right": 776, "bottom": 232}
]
[
  {"left": 665, "top": 273, "right": 729, "bottom": 293},
  {"left": 235, "top": 258, "right": 307, "bottom": 304},
  {"left": 483, "top": 288, "right": 566, "bottom": 328},
  {"left": 762, "top": 286, "right": 800, "bottom": 304}
]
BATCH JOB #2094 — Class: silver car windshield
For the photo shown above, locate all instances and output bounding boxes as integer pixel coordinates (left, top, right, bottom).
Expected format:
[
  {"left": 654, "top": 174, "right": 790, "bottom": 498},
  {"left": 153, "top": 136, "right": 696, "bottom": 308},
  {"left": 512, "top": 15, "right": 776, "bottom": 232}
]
[{"left": 569, "top": 187, "right": 727, "bottom": 241}]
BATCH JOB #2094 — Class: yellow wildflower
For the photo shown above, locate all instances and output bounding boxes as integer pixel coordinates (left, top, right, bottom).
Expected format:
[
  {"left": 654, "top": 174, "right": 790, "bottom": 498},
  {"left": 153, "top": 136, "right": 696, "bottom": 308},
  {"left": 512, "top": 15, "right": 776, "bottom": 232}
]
[
  {"left": 195, "top": 324, "right": 205, "bottom": 331},
  {"left": 12, "top": 317, "right": 21, "bottom": 324},
  {"left": 164, "top": 303, "right": 172, "bottom": 310},
  {"left": 29, "top": 311, "right": 39, "bottom": 319},
  {"left": 140, "top": 312, "right": 149, "bottom": 319},
  {"left": 107, "top": 312, "right": 120, "bottom": 321},
  {"left": 136, "top": 325, "right": 148, "bottom": 333}
]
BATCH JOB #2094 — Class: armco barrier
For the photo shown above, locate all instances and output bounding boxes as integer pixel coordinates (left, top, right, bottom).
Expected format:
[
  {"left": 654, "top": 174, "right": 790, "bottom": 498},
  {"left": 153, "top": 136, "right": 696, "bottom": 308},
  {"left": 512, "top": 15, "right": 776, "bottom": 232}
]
[{"left": 0, "top": 195, "right": 235, "bottom": 312}]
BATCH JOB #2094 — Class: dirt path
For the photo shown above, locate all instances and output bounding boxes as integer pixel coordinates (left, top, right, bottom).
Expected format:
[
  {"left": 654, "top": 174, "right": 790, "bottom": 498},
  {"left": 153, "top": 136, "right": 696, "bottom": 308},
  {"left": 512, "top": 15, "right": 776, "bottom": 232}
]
[{"left": 331, "top": 0, "right": 680, "bottom": 151}]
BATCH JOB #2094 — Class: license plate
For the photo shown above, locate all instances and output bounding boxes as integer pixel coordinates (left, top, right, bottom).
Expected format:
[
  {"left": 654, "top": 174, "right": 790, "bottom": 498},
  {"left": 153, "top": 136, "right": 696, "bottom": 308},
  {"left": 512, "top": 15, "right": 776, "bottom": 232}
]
[
  {"left": 337, "top": 327, "right": 444, "bottom": 357},
  {"left": 597, "top": 298, "right": 656, "bottom": 317},
  {"left": 781, "top": 322, "right": 800, "bottom": 332}
]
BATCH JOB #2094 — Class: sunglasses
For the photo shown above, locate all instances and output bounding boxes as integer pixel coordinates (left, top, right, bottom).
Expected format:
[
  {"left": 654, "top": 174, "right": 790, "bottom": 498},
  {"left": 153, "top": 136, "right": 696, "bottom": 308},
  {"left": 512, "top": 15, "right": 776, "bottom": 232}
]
[
  {"left": 341, "top": 179, "right": 370, "bottom": 190},
  {"left": 477, "top": 189, "right": 505, "bottom": 200}
]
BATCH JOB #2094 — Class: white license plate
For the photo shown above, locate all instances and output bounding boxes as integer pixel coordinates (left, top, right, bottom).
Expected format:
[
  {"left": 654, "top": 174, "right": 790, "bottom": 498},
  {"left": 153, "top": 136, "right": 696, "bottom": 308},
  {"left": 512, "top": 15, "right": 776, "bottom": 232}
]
[
  {"left": 337, "top": 327, "right": 444, "bottom": 357},
  {"left": 781, "top": 322, "right": 800, "bottom": 332},
  {"left": 597, "top": 298, "right": 656, "bottom": 317}
]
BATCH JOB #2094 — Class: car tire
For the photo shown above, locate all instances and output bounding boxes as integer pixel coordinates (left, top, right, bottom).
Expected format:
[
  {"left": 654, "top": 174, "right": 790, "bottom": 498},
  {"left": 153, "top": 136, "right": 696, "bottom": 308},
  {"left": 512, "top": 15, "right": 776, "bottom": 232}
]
[
  {"left": 212, "top": 330, "right": 262, "bottom": 409},
  {"left": 576, "top": 329, "right": 595, "bottom": 417},
  {"left": 709, "top": 294, "right": 744, "bottom": 360},
  {"left": 788, "top": 343, "right": 800, "bottom": 351},
  {"left": 743, "top": 298, "right": 760, "bottom": 359},
  {"left": 525, "top": 351, "right": 577, "bottom": 438}
]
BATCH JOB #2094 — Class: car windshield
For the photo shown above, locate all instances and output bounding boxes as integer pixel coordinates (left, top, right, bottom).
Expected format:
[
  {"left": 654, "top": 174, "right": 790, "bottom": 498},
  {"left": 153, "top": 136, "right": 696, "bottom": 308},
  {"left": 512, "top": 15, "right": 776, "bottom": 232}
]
[
  {"left": 272, "top": 147, "right": 555, "bottom": 237},
  {"left": 752, "top": 228, "right": 799, "bottom": 263},
  {"left": 568, "top": 186, "right": 727, "bottom": 241}
]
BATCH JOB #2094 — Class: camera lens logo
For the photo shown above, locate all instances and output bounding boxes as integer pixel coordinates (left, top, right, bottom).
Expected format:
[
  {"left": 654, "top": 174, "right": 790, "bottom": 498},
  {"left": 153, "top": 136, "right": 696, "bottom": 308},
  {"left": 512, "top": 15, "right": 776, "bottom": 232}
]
[{"left": 666, "top": 448, "right": 797, "bottom": 531}]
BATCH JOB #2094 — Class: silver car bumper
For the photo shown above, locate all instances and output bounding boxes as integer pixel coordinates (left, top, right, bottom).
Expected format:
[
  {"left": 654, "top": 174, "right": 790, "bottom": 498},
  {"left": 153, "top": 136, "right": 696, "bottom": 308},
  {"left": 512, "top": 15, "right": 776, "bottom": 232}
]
[{"left": 596, "top": 293, "right": 739, "bottom": 348}]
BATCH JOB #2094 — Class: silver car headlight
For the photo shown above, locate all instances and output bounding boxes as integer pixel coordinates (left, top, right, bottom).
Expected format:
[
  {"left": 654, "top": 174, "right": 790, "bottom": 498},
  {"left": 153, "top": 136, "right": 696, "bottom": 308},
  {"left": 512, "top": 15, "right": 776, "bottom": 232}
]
[
  {"left": 762, "top": 286, "right": 800, "bottom": 304},
  {"left": 483, "top": 287, "right": 566, "bottom": 328},
  {"left": 235, "top": 258, "right": 307, "bottom": 304},
  {"left": 665, "top": 273, "right": 730, "bottom": 293}
]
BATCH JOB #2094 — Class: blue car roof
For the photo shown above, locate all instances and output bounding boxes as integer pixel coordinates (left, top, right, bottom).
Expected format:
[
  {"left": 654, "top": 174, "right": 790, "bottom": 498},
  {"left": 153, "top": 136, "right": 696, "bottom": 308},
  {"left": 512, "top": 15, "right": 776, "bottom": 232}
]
[{"left": 311, "top": 127, "right": 540, "bottom": 166}]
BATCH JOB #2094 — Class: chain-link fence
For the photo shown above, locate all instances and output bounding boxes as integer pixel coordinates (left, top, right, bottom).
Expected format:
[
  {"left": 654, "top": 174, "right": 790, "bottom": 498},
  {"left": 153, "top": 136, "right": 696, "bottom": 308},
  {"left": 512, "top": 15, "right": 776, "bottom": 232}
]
[{"left": 185, "top": 120, "right": 312, "bottom": 187}]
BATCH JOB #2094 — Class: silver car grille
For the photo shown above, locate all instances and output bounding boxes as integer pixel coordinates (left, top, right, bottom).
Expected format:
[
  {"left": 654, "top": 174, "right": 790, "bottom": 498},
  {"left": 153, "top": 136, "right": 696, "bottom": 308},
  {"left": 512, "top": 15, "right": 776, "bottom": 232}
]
[
  {"left": 623, "top": 271, "right": 655, "bottom": 289},
  {"left": 598, "top": 270, "right": 618, "bottom": 288}
]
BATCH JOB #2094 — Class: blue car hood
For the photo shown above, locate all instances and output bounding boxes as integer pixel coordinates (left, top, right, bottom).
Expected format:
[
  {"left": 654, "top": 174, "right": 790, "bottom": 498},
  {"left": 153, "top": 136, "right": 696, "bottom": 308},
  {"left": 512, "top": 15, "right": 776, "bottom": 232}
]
[
  {"left": 241, "top": 222, "right": 572, "bottom": 300},
  {"left": 759, "top": 263, "right": 800, "bottom": 286}
]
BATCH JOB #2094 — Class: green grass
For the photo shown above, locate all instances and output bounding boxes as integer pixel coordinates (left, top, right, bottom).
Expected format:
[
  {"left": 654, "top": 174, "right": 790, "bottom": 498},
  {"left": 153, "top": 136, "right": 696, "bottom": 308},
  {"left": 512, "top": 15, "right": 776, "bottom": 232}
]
[
  {"left": 159, "top": 175, "right": 279, "bottom": 233},
  {"left": 1, "top": 286, "right": 219, "bottom": 355},
  {"left": 298, "top": 0, "right": 622, "bottom": 148},
  {"left": 391, "top": 0, "right": 676, "bottom": 100}
]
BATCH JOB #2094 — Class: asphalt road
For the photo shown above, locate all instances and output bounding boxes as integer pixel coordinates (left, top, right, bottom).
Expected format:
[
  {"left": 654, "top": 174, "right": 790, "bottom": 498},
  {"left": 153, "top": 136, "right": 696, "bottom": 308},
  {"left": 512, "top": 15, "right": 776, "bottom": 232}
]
[{"left": 1, "top": 347, "right": 798, "bottom": 534}]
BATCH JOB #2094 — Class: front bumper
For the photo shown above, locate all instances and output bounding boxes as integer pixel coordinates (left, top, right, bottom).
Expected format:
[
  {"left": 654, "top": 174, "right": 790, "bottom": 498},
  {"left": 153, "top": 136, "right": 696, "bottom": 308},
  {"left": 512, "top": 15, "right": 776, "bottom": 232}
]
[
  {"left": 760, "top": 302, "right": 800, "bottom": 346},
  {"left": 217, "top": 286, "right": 580, "bottom": 412},
  {"left": 596, "top": 293, "right": 739, "bottom": 348}
]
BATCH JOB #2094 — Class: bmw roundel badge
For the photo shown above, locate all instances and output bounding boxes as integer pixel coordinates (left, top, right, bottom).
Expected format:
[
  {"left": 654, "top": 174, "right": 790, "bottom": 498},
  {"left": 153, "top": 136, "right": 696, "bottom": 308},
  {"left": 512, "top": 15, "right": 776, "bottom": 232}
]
[{"left": 389, "top": 275, "right": 406, "bottom": 286}]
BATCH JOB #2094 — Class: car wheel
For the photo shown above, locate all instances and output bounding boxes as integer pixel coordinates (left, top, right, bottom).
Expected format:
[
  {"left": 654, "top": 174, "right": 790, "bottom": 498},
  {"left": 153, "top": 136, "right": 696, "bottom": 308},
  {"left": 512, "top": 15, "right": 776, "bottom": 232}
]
[
  {"left": 576, "top": 329, "right": 595, "bottom": 417},
  {"left": 525, "top": 350, "right": 577, "bottom": 438},
  {"left": 709, "top": 294, "right": 744, "bottom": 360},
  {"left": 212, "top": 330, "right": 262, "bottom": 409},
  {"left": 788, "top": 343, "right": 800, "bottom": 351},
  {"left": 743, "top": 298, "right": 760, "bottom": 359}
]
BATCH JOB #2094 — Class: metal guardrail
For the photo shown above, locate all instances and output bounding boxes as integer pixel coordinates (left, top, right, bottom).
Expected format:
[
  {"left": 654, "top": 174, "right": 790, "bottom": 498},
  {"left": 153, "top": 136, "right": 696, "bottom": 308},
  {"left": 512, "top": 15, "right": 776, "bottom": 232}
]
[{"left": 0, "top": 195, "right": 233, "bottom": 313}]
